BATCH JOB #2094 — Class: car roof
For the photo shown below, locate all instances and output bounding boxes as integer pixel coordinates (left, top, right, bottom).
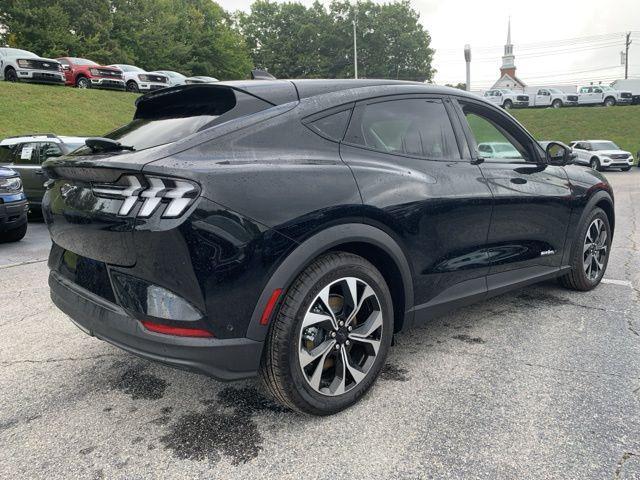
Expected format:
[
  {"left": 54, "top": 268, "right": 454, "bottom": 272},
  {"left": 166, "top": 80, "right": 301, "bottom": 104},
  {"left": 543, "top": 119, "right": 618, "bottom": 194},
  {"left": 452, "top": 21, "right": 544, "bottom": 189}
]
[{"left": 144, "top": 79, "right": 480, "bottom": 107}]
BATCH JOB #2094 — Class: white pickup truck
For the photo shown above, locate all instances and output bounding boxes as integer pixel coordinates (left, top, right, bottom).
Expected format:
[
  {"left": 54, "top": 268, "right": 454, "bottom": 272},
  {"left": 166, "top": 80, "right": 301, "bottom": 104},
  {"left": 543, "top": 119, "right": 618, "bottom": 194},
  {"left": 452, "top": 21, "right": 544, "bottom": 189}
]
[
  {"left": 482, "top": 89, "right": 529, "bottom": 109},
  {"left": 577, "top": 85, "right": 633, "bottom": 106},
  {"left": 528, "top": 88, "right": 579, "bottom": 108}
]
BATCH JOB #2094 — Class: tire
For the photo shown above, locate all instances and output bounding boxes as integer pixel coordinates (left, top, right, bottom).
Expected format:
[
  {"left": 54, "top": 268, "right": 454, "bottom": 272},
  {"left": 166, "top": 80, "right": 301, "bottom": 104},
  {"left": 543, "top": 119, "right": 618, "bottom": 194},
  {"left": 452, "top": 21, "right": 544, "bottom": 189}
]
[
  {"left": 76, "top": 76, "right": 90, "bottom": 89},
  {"left": 621, "top": 166, "right": 631, "bottom": 172},
  {"left": 126, "top": 81, "right": 139, "bottom": 93},
  {"left": 552, "top": 99, "right": 562, "bottom": 108},
  {"left": 590, "top": 157, "right": 601, "bottom": 171},
  {"left": 260, "top": 251, "right": 394, "bottom": 415},
  {"left": 5, "top": 67, "right": 18, "bottom": 82},
  {"left": 503, "top": 100, "right": 513, "bottom": 110},
  {"left": 0, "top": 223, "right": 27, "bottom": 243},
  {"left": 559, "top": 207, "right": 611, "bottom": 291},
  {"left": 603, "top": 96, "right": 616, "bottom": 107}
]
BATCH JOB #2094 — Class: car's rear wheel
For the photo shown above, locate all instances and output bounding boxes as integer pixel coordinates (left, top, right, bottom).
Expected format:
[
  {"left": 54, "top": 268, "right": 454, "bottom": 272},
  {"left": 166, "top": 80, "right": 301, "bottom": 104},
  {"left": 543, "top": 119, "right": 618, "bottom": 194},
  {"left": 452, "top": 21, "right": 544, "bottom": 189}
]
[
  {"left": 76, "top": 76, "right": 90, "bottom": 89},
  {"left": 590, "top": 158, "right": 601, "bottom": 171},
  {"left": 559, "top": 207, "right": 611, "bottom": 291},
  {"left": 0, "top": 223, "right": 27, "bottom": 243},
  {"left": 5, "top": 67, "right": 18, "bottom": 82},
  {"left": 127, "top": 81, "right": 140, "bottom": 93},
  {"left": 260, "top": 252, "right": 394, "bottom": 415}
]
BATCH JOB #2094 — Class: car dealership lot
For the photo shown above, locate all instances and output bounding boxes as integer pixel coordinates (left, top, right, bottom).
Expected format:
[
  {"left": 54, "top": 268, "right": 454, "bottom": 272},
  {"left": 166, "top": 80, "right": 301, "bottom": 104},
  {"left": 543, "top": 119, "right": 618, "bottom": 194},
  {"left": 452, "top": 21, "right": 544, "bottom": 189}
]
[{"left": 1, "top": 171, "right": 639, "bottom": 479}]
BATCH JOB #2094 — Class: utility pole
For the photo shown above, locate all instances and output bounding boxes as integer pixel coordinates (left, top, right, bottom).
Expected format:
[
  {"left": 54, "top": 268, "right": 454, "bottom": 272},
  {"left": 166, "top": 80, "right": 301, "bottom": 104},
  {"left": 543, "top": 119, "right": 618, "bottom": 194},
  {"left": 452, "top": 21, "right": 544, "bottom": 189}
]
[
  {"left": 353, "top": 18, "right": 358, "bottom": 79},
  {"left": 464, "top": 44, "right": 471, "bottom": 91},
  {"left": 624, "top": 32, "right": 632, "bottom": 79}
]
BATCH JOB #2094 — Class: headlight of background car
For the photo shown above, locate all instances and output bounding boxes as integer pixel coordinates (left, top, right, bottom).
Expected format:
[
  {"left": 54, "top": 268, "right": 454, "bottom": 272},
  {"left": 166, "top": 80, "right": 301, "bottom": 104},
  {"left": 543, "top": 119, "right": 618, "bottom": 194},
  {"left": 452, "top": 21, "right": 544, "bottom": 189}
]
[
  {"left": 17, "top": 59, "right": 35, "bottom": 69},
  {"left": 0, "top": 177, "right": 23, "bottom": 192},
  {"left": 137, "top": 74, "right": 150, "bottom": 82},
  {"left": 89, "top": 68, "right": 101, "bottom": 76}
]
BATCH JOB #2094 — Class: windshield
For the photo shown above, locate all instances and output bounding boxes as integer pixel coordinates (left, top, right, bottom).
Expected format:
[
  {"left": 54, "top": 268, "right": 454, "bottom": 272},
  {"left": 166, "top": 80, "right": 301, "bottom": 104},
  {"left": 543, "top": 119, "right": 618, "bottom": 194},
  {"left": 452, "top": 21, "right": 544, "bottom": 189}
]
[
  {"left": 591, "top": 141, "right": 619, "bottom": 151},
  {"left": 3, "top": 48, "right": 38, "bottom": 58},
  {"left": 115, "top": 65, "right": 143, "bottom": 72},
  {"left": 548, "top": 88, "right": 563, "bottom": 94},
  {"left": 500, "top": 89, "right": 514, "bottom": 94},
  {"left": 69, "top": 57, "right": 98, "bottom": 66}
]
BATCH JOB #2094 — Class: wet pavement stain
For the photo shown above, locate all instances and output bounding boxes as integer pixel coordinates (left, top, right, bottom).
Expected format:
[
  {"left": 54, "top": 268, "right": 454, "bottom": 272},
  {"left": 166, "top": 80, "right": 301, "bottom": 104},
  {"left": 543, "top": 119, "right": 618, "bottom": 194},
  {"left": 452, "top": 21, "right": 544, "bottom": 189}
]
[
  {"left": 452, "top": 334, "right": 486, "bottom": 344},
  {"left": 79, "top": 446, "right": 96, "bottom": 455},
  {"left": 112, "top": 365, "right": 168, "bottom": 400},
  {"left": 160, "top": 386, "right": 289, "bottom": 465},
  {"left": 380, "top": 363, "right": 410, "bottom": 382}
]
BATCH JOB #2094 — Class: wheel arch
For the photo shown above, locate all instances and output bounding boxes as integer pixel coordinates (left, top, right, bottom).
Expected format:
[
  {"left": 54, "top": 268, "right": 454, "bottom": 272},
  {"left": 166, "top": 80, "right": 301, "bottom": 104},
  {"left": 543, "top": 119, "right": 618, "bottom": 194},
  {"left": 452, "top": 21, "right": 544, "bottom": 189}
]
[
  {"left": 562, "top": 189, "right": 614, "bottom": 265},
  {"left": 246, "top": 223, "right": 414, "bottom": 342}
]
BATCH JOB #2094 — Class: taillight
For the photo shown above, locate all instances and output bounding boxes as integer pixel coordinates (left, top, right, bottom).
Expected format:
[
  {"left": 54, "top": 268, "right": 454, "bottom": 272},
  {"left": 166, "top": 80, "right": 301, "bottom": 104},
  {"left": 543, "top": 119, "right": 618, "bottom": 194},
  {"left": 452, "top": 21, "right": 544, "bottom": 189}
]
[{"left": 92, "top": 174, "right": 199, "bottom": 218}]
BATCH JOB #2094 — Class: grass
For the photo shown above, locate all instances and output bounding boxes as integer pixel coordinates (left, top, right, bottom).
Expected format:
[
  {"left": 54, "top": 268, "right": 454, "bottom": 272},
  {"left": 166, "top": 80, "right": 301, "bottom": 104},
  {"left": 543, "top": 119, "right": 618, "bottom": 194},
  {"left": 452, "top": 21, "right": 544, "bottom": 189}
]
[
  {"left": 0, "top": 82, "right": 137, "bottom": 138},
  {"left": 1, "top": 82, "right": 638, "bottom": 159}
]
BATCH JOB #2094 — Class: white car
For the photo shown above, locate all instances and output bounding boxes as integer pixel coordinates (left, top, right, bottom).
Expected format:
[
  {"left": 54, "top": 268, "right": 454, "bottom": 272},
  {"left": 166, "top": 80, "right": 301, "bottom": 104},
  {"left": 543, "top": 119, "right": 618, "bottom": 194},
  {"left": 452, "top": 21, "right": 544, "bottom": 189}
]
[
  {"left": 109, "top": 64, "right": 168, "bottom": 93},
  {"left": 483, "top": 89, "right": 529, "bottom": 109},
  {"left": 611, "top": 79, "right": 640, "bottom": 104},
  {"left": 0, "top": 48, "right": 65, "bottom": 85},
  {"left": 577, "top": 85, "right": 633, "bottom": 107},
  {"left": 477, "top": 142, "right": 522, "bottom": 159},
  {"left": 151, "top": 70, "right": 187, "bottom": 87},
  {"left": 569, "top": 140, "right": 634, "bottom": 171},
  {"left": 529, "top": 88, "right": 579, "bottom": 108}
]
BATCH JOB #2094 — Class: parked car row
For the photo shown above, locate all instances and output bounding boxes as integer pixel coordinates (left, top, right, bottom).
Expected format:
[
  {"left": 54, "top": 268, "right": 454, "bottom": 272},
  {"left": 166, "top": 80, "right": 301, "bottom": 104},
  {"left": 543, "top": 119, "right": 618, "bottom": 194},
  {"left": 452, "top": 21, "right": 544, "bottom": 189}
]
[
  {"left": 483, "top": 85, "right": 634, "bottom": 109},
  {"left": 0, "top": 47, "right": 217, "bottom": 91}
]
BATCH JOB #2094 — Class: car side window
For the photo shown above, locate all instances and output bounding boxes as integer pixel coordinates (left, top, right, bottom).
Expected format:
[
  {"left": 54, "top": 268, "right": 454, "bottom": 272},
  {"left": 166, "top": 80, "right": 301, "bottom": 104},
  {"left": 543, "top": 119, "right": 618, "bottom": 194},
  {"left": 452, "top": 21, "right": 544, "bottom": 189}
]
[
  {"left": 14, "top": 143, "right": 39, "bottom": 165},
  {"left": 306, "top": 109, "right": 352, "bottom": 142},
  {"left": 0, "top": 145, "right": 15, "bottom": 163},
  {"left": 39, "top": 142, "right": 63, "bottom": 162},
  {"left": 349, "top": 98, "right": 460, "bottom": 160},
  {"left": 459, "top": 101, "right": 534, "bottom": 163},
  {"left": 594, "top": 88, "right": 602, "bottom": 93}
]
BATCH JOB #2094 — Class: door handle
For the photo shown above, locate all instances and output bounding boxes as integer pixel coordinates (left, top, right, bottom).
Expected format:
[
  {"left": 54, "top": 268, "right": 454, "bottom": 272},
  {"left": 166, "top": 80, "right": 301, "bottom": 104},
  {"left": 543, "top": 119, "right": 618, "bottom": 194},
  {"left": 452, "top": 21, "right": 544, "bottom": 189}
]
[{"left": 510, "top": 177, "right": 527, "bottom": 185}]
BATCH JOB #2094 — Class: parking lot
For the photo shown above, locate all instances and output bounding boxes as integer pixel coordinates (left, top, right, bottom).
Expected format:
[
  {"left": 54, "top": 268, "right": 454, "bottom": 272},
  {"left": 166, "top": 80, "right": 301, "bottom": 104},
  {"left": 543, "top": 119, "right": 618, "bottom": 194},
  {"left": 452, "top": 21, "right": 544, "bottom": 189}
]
[{"left": 1, "top": 170, "right": 639, "bottom": 480}]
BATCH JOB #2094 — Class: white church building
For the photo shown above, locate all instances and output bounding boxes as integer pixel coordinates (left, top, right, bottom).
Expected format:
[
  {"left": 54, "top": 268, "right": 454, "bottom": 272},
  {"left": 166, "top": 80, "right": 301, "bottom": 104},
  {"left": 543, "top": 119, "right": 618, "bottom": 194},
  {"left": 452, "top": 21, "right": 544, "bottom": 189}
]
[{"left": 491, "top": 19, "right": 527, "bottom": 92}]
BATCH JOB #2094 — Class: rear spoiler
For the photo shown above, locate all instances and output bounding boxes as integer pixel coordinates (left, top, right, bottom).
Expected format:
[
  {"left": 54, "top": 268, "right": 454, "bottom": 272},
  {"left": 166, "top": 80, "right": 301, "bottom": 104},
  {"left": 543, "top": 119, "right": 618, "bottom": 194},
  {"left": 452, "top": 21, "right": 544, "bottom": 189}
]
[{"left": 251, "top": 69, "right": 276, "bottom": 80}]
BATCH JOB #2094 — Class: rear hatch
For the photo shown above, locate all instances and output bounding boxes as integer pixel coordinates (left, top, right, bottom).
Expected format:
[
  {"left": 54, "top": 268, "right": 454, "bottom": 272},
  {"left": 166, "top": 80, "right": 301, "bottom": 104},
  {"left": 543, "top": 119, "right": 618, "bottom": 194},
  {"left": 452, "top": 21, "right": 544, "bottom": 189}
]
[{"left": 43, "top": 84, "right": 287, "bottom": 266}]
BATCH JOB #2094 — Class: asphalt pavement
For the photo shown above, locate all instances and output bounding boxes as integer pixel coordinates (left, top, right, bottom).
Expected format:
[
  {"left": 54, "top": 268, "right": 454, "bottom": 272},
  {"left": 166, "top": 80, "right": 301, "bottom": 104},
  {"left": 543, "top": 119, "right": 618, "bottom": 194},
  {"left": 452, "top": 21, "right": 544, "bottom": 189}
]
[{"left": 1, "top": 171, "right": 639, "bottom": 479}]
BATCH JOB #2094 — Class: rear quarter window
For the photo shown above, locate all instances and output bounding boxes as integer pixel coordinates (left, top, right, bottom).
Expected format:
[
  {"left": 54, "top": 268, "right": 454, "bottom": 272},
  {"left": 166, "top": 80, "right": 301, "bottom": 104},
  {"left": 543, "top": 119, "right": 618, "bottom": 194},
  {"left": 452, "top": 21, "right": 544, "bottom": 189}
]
[{"left": 305, "top": 108, "right": 352, "bottom": 142}]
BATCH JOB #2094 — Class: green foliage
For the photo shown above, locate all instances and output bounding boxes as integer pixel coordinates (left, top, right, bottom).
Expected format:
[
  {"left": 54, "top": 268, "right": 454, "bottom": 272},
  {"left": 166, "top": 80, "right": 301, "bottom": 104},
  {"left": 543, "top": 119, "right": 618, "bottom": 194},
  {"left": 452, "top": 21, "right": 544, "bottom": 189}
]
[
  {"left": 0, "top": 0, "right": 253, "bottom": 79},
  {"left": 238, "top": 0, "right": 434, "bottom": 81}
]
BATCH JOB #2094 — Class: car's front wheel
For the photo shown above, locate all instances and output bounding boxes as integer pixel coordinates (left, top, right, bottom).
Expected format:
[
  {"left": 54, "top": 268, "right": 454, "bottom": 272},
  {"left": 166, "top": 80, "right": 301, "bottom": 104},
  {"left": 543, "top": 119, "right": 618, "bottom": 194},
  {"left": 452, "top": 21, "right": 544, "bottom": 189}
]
[
  {"left": 76, "top": 76, "right": 90, "bottom": 89},
  {"left": 260, "top": 252, "right": 394, "bottom": 415},
  {"left": 621, "top": 166, "right": 632, "bottom": 172},
  {"left": 552, "top": 99, "right": 563, "bottom": 108},
  {"left": 126, "top": 81, "right": 140, "bottom": 93},
  {"left": 604, "top": 97, "right": 616, "bottom": 107},
  {"left": 503, "top": 100, "right": 513, "bottom": 110},
  {"left": 590, "top": 158, "right": 601, "bottom": 171},
  {"left": 5, "top": 67, "right": 18, "bottom": 82},
  {"left": 559, "top": 207, "right": 611, "bottom": 291},
  {"left": 0, "top": 223, "right": 27, "bottom": 243}
]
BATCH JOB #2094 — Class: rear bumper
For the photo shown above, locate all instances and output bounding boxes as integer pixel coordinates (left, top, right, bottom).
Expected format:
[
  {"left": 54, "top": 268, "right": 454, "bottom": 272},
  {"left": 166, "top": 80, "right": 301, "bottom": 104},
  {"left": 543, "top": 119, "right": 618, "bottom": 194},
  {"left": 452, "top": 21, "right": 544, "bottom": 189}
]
[
  {"left": 0, "top": 198, "right": 29, "bottom": 232},
  {"left": 49, "top": 270, "right": 264, "bottom": 380}
]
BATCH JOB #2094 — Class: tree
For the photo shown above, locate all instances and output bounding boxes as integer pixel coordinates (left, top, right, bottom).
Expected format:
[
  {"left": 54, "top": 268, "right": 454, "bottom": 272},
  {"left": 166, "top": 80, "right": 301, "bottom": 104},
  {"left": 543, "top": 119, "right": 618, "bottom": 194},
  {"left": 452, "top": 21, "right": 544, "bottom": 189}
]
[
  {"left": 0, "top": 0, "right": 253, "bottom": 79},
  {"left": 238, "top": 0, "right": 434, "bottom": 82}
]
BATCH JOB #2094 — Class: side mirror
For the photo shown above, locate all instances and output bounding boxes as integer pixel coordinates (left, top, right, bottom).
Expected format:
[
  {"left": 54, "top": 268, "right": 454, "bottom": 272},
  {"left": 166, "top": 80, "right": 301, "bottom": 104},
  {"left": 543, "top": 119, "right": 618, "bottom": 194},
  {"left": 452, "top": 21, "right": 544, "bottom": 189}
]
[{"left": 545, "top": 141, "right": 571, "bottom": 166}]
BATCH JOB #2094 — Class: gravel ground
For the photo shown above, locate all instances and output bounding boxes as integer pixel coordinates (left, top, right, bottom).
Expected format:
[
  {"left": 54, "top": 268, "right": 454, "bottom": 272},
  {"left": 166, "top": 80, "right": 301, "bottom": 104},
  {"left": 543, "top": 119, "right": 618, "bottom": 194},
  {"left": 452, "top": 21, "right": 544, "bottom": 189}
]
[{"left": 0, "top": 171, "right": 638, "bottom": 480}]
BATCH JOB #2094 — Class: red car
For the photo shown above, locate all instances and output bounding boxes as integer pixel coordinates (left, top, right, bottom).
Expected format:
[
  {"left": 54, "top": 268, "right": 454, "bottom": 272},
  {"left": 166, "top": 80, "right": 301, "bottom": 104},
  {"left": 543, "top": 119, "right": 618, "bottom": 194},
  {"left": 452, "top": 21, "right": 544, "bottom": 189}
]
[{"left": 56, "top": 57, "right": 125, "bottom": 91}]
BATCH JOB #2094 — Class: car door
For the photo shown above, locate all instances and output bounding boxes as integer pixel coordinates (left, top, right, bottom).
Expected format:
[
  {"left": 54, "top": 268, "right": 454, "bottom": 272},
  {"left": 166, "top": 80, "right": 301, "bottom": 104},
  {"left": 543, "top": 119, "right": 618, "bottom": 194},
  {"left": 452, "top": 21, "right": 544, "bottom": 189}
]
[
  {"left": 12, "top": 142, "right": 46, "bottom": 205},
  {"left": 339, "top": 95, "right": 494, "bottom": 317},
  {"left": 573, "top": 142, "right": 590, "bottom": 165},
  {"left": 592, "top": 87, "right": 604, "bottom": 104},
  {"left": 535, "top": 89, "right": 551, "bottom": 107},
  {"left": 453, "top": 98, "right": 572, "bottom": 288}
]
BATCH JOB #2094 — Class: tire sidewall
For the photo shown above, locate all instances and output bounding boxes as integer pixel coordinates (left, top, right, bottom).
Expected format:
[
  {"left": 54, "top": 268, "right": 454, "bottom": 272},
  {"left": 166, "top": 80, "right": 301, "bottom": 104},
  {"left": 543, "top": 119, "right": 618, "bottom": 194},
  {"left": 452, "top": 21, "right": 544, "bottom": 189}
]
[
  {"left": 573, "top": 208, "right": 611, "bottom": 288},
  {"left": 503, "top": 100, "right": 512, "bottom": 110},
  {"left": 552, "top": 99, "right": 562, "bottom": 108},
  {"left": 76, "top": 77, "right": 89, "bottom": 89},
  {"left": 6, "top": 68, "right": 18, "bottom": 82},
  {"left": 284, "top": 259, "right": 393, "bottom": 414},
  {"left": 127, "top": 81, "right": 139, "bottom": 93}
]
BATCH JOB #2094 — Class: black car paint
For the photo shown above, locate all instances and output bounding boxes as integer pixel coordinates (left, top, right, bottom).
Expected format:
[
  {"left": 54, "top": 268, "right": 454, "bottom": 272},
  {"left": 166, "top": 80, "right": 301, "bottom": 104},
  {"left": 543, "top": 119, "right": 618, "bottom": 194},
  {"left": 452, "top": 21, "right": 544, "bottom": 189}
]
[{"left": 42, "top": 81, "right": 614, "bottom": 380}]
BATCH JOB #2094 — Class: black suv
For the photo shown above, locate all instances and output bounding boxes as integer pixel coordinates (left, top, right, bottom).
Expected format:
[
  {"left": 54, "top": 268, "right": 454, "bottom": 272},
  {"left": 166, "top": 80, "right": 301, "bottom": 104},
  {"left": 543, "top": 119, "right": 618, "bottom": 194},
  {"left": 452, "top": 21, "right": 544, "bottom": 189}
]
[{"left": 43, "top": 81, "right": 614, "bottom": 415}]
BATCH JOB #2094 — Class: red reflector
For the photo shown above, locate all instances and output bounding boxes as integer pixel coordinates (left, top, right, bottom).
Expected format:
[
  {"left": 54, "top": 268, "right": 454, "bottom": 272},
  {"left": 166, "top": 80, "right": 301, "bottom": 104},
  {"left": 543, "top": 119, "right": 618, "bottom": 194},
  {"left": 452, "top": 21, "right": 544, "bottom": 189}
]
[
  {"left": 141, "top": 320, "right": 214, "bottom": 338},
  {"left": 260, "top": 288, "right": 283, "bottom": 326}
]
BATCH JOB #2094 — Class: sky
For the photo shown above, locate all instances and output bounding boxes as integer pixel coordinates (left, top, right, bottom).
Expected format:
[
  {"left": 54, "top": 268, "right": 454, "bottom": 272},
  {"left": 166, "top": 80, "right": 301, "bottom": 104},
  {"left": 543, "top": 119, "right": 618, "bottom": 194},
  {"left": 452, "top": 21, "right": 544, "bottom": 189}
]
[{"left": 218, "top": 0, "right": 640, "bottom": 89}]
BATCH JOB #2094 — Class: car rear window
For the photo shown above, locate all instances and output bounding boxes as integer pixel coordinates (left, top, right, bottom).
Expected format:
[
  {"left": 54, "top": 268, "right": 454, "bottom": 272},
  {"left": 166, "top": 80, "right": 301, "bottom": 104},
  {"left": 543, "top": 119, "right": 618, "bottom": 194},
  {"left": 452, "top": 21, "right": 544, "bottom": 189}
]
[{"left": 72, "top": 85, "right": 274, "bottom": 154}]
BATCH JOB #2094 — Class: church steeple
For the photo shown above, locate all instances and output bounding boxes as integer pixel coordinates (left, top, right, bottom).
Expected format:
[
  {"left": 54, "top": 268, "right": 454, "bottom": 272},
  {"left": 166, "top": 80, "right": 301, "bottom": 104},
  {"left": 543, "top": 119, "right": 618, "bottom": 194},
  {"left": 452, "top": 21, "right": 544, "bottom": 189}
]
[{"left": 501, "top": 17, "right": 516, "bottom": 76}]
